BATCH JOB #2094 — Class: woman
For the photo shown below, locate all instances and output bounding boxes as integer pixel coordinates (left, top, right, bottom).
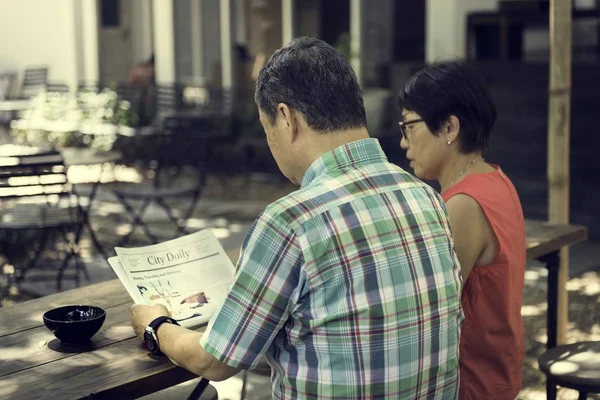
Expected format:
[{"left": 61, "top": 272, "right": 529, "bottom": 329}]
[{"left": 397, "top": 61, "right": 526, "bottom": 400}]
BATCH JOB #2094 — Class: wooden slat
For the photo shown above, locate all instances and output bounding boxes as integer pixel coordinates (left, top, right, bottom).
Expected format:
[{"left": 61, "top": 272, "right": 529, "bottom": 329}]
[
  {"left": 0, "top": 331, "right": 203, "bottom": 400},
  {"left": 0, "top": 302, "right": 134, "bottom": 377},
  {"left": 525, "top": 220, "right": 587, "bottom": 260},
  {"left": 0, "top": 153, "right": 63, "bottom": 167},
  {"left": 0, "top": 152, "right": 69, "bottom": 200},
  {"left": 0, "top": 280, "right": 127, "bottom": 337}
]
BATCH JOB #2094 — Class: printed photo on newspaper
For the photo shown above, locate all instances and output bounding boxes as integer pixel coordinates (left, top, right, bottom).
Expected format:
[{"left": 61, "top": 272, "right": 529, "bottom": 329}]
[{"left": 107, "top": 229, "right": 236, "bottom": 328}]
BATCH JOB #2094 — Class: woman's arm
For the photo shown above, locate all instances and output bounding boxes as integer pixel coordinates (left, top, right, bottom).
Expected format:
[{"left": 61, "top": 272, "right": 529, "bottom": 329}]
[{"left": 445, "top": 194, "right": 489, "bottom": 284}]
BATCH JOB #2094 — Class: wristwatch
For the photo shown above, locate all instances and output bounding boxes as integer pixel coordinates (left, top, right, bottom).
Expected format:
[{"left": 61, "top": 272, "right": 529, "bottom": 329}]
[{"left": 144, "top": 316, "right": 180, "bottom": 355}]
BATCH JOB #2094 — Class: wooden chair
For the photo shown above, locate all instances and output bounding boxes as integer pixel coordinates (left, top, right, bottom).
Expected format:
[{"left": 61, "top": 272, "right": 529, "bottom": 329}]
[
  {"left": 0, "top": 151, "right": 87, "bottom": 291},
  {"left": 112, "top": 85, "right": 233, "bottom": 245},
  {"left": 20, "top": 67, "right": 48, "bottom": 99},
  {"left": 45, "top": 83, "right": 70, "bottom": 93},
  {"left": 0, "top": 73, "right": 17, "bottom": 125},
  {"left": 0, "top": 73, "right": 17, "bottom": 100},
  {"left": 539, "top": 341, "right": 600, "bottom": 400},
  {"left": 112, "top": 120, "right": 213, "bottom": 246}
]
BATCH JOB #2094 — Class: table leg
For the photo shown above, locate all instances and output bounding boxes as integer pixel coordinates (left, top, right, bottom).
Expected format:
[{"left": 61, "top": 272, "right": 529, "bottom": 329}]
[
  {"left": 539, "top": 250, "right": 560, "bottom": 400},
  {"left": 187, "top": 378, "right": 210, "bottom": 400},
  {"left": 540, "top": 250, "right": 560, "bottom": 349}
]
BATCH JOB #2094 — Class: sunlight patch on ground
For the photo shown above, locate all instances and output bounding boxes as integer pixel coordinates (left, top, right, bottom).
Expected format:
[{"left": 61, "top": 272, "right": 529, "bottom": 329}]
[
  {"left": 214, "top": 218, "right": 228, "bottom": 227},
  {"left": 518, "top": 387, "right": 585, "bottom": 400},
  {"left": 94, "top": 202, "right": 127, "bottom": 215},
  {"left": 211, "top": 227, "right": 231, "bottom": 239},
  {"left": 67, "top": 165, "right": 142, "bottom": 184},
  {"left": 565, "top": 272, "right": 600, "bottom": 296},
  {"left": 186, "top": 218, "right": 209, "bottom": 229},
  {"left": 521, "top": 302, "right": 547, "bottom": 317},
  {"left": 115, "top": 224, "right": 133, "bottom": 236},
  {"left": 525, "top": 268, "right": 548, "bottom": 282},
  {"left": 229, "top": 223, "right": 244, "bottom": 233}
]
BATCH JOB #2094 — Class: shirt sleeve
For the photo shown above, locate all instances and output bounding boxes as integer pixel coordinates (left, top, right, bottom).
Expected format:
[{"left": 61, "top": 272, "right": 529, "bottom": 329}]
[{"left": 200, "top": 209, "right": 304, "bottom": 370}]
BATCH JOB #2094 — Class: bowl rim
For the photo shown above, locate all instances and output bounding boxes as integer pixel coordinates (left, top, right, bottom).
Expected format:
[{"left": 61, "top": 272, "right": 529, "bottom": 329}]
[{"left": 43, "top": 305, "right": 106, "bottom": 324}]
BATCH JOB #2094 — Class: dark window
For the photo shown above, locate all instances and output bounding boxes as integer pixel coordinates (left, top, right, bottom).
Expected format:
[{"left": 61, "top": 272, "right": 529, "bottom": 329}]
[{"left": 101, "top": 0, "right": 120, "bottom": 27}]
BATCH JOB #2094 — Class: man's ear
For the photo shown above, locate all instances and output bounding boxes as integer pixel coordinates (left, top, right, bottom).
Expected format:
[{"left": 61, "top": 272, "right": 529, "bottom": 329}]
[{"left": 276, "top": 103, "right": 299, "bottom": 142}]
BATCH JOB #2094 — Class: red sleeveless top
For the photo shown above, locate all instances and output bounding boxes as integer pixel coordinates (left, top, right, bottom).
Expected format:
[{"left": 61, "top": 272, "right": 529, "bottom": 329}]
[{"left": 442, "top": 166, "right": 526, "bottom": 400}]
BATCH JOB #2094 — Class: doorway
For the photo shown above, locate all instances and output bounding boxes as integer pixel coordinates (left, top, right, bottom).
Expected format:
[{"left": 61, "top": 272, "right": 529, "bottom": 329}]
[{"left": 99, "top": 0, "right": 134, "bottom": 85}]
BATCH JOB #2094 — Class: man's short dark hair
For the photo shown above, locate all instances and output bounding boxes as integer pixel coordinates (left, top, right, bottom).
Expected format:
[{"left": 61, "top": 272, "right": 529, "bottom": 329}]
[
  {"left": 255, "top": 37, "right": 367, "bottom": 132},
  {"left": 397, "top": 61, "right": 497, "bottom": 153}
]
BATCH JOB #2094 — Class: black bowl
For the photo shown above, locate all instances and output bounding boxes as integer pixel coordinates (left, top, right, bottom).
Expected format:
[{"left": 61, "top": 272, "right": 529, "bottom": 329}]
[{"left": 43, "top": 305, "right": 106, "bottom": 344}]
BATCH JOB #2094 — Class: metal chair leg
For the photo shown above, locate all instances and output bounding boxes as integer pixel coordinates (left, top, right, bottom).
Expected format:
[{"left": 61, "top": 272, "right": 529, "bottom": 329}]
[
  {"left": 18, "top": 229, "right": 49, "bottom": 283},
  {"left": 115, "top": 194, "right": 158, "bottom": 245}
]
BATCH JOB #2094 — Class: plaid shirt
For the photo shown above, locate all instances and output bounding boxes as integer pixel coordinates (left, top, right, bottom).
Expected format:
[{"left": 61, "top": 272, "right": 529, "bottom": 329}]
[{"left": 201, "top": 139, "right": 463, "bottom": 399}]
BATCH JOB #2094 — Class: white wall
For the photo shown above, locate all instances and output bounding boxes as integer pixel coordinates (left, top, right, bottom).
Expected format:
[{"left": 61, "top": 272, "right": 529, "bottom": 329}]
[
  {"left": 426, "top": 0, "right": 497, "bottom": 62},
  {"left": 174, "top": 0, "right": 194, "bottom": 82},
  {"left": 131, "top": 0, "right": 154, "bottom": 65},
  {"left": 0, "top": 0, "right": 79, "bottom": 89},
  {"left": 202, "top": 0, "right": 222, "bottom": 85}
]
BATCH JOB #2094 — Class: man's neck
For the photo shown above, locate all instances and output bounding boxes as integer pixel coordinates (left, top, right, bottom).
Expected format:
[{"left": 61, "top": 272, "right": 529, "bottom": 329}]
[{"left": 294, "top": 127, "right": 370, "bottom": 184}]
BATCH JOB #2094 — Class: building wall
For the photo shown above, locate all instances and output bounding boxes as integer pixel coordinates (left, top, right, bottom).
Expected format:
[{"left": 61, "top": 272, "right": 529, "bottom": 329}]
[
  {"left": 174, "top": 0, "right": 194, "bottom": 83},
  {"left": 0, "top": 0, "right": 79, "bottom": 89},
  {"left": 248, "top": 0, "right": 283, "bottom": 57},
  {"left": 426, "top": 0, "right": 598, "bottom": 62},
  {"left": 426, "top": 0, "right": 497, "bottom": 62},
  {"left": 296, "top": 0, "right": 321, "bottom": 38},
  {"left": 131, "top": 0, "right": 154, "bottom": 65},
  {"left": 202, "top": 0, "right": 223, "bottom": 86}
]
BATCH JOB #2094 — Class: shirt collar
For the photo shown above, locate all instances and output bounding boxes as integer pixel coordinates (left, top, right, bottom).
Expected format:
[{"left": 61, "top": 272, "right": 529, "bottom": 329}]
[{"left": 301, "top": 138, "right": 387, "bottom": 187}]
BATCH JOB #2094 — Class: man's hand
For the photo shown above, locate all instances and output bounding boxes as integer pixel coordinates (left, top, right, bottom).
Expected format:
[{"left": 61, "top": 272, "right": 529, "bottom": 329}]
[{"left": 130, "top": 304, "right": 170, "bottom": 339}]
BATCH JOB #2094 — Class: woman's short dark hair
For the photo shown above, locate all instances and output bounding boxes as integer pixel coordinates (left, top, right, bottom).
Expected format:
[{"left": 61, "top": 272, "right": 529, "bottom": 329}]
[
  {"left": 255, "top": 37, "right": 367, "bottom": 132},
  {"left": 397, "top": 61, "right": 497, "bottom": 153}
]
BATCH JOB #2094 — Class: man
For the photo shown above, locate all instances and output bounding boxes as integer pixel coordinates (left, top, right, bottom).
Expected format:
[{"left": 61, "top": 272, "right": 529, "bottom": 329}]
[{"left": 131, "top": 37, "right": 463, "bottom": 399}]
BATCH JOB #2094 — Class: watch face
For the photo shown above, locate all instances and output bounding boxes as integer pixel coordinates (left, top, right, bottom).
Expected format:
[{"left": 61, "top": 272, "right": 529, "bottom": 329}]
[{"left": 144, "top": 331, "right": 158, "bottom": 353}]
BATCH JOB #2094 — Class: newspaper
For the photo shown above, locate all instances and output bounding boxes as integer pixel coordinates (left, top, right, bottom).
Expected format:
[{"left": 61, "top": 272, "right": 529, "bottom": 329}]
[{"left": 108, "top": 229, "right": 236, "bottom": 328}]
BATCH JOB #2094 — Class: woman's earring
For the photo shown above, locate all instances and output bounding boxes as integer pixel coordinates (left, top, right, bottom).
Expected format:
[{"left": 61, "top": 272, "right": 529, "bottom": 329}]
[{"left": 447, "top": 137, "right": 452, "bottom": 145}]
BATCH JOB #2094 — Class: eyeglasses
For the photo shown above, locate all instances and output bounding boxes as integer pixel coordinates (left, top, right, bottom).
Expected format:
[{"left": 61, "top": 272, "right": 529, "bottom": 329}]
[{"left": 398, "top": 118, "right": 424, "bottom": 140}]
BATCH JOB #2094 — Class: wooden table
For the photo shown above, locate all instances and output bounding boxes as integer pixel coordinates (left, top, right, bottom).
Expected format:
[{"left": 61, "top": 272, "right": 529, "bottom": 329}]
[
  {"left": 0, "top": 99, "right": 30, "bottom": 111},
  {"left": 525, "top": 220, "right": 587, "bottom": 348},
  {"left": 0, "top": 279, "right": 202, "bottom": 399},
  {"left": 0, "top": 221, "right": 586, "bottom": 399},
  {"left": 525, "top": 220, "right": 588, "bottom": 400}
]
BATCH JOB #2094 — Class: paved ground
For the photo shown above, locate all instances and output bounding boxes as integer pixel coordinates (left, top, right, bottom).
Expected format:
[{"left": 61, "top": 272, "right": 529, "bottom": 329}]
[{"left": 1, "top": 149, "right": 598, "bottom": 399}]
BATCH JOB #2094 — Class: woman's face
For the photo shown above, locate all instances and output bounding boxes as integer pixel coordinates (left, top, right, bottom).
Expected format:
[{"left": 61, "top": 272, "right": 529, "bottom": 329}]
[{"left": 399, "top": 109, "right": 450, "bottom": 180}]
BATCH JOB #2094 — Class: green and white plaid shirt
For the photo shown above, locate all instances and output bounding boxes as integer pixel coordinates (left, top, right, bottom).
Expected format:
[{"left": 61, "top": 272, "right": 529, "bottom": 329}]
[{"left": 201, "top": 138, "right": 463, "bottom": 399}]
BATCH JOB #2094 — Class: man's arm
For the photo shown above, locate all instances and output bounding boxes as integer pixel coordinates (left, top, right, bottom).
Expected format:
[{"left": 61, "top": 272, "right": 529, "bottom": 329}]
[
  {"left": 156, "top": 323, "right": 240, "bottom": 382},
  {"left": 130, "top": 304, "right": 240, "bottom": 381}
]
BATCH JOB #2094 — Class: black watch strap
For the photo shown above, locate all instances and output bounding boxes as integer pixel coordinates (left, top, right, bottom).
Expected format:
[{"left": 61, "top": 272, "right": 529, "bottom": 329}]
[
  {"left": 149, "top": 316, "right": 180, "bottom": 330},
  {"left": 145, "top": 316, "right": 180, "bottom": 355}
]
